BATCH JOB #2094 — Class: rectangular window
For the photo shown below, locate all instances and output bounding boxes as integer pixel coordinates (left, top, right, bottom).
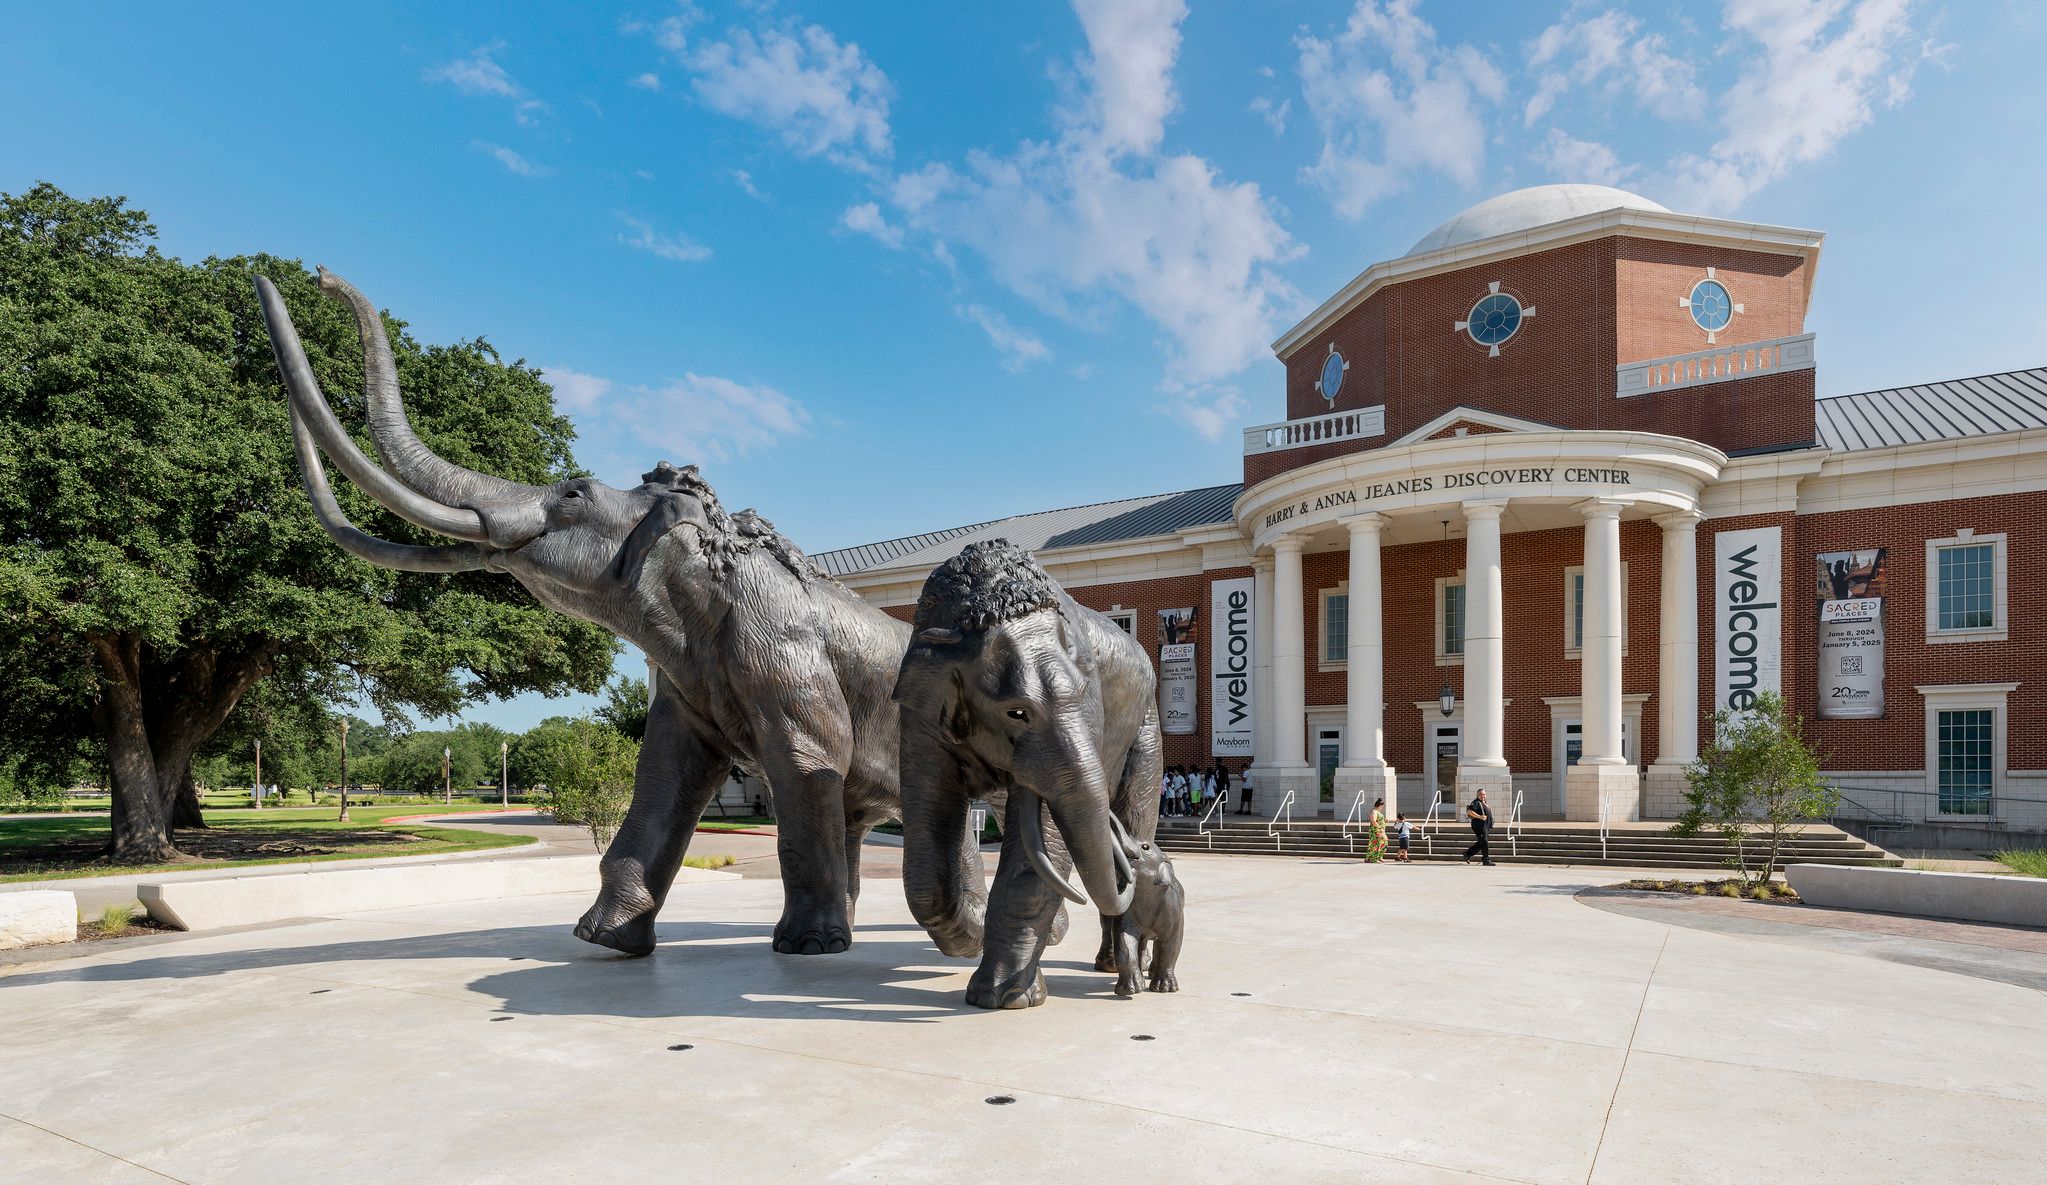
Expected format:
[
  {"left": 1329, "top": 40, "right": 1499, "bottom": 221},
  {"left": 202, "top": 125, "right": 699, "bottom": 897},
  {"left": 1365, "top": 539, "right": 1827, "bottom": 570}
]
[
  {"left": 1937, "top": 708, "right": 1994, "bottom": 816},
  {"left": 1443, "top": 583, "right": 1465, "bottom": 656},
  {"left": 1937, "top": 544, "right": 1995, "bottom": 631},
  {"left": 1106, "top": 610, "right": 1135, "bottom": 635},
  {"left": 1323, "top": 593, "right": 1349, "bottom": 664},
  {"left": 1570, "top": 571, "right": 1585, "bottom": 651}
]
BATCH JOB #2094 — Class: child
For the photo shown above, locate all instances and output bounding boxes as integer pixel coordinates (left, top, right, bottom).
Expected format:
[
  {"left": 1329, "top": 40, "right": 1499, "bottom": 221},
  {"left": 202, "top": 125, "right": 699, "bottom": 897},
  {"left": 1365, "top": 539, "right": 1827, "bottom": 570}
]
[{"left": 1394, "top": 813, "right": 1412, "bottom": 862}]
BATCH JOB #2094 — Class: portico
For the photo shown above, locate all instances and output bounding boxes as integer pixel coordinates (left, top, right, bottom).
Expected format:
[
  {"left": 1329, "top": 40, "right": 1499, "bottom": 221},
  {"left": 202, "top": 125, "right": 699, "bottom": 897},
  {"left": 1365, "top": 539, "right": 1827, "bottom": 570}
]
[{"left": 1239, "top": 421, "right": 1723, "bottom": 822}]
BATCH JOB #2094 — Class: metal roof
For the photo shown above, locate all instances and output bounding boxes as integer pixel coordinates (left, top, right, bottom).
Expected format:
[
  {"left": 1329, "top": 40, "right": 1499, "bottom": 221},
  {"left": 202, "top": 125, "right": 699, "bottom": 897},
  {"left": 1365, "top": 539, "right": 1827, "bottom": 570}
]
[
  {"left": 1818, "top": 367, "right": 2047, "bottom": 451},
  {"left": 814, "top": 483, "right": 1242, "bottom": 578}
]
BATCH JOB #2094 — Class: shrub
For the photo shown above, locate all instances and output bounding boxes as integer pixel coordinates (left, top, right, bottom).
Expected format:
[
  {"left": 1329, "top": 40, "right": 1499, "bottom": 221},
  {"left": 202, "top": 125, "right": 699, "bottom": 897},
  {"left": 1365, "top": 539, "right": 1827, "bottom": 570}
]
[
  {"left": 1670, "top": 692, "right": 1836, "bottom": 888},
  {"left": 524, "top": 718, "right": 639, "bottom": 848},
  {"left": 684, "top": 854, "right": 736, "bottom": 870}
]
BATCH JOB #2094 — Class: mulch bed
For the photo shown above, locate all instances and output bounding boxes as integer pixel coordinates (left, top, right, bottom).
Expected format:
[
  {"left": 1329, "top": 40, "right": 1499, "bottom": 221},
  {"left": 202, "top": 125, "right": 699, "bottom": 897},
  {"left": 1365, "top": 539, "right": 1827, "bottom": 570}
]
[
  {"left": 1612, "top": 877, "right": 1802, "bottom": 903},
  {"left": 1, "top": 826, "right": 428, "bottom": 878}
]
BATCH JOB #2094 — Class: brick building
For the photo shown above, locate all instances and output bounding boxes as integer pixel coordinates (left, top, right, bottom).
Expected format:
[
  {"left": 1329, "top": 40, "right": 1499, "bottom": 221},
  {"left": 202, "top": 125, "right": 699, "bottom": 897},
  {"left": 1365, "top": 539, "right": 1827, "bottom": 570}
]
[{"left": 816, "top": 185, "right": 2047, "bottom": 843}]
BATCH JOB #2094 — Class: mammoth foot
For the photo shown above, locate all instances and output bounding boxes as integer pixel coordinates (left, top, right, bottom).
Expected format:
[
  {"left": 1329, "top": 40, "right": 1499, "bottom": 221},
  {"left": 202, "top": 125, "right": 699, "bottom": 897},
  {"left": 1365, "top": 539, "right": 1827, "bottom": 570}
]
[
  {"left": 965, "top": 965, "right": 1048, "bottom": 1010},
  {"left": 773, "top": 906, "right": 852, "bottom": 956},
  {"left": 1147, "top": 969, "right": 1179, "bottom": 993},
  {"left": 574, "top": 896, "right": 658, "bottom": 957},
  {"left": 1114, "top": 971, "right": 1141, "bottom": 998}
]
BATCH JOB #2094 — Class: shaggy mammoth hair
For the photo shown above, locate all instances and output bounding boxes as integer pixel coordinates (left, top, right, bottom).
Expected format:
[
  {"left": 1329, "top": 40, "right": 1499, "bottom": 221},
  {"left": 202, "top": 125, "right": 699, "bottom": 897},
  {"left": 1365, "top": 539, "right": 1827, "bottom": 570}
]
[
  {"left": 641, "top": 461, "right": 827, "bottom": 583},
  {"left": 913, "top": 539, "right": 1061, "bottom": 636}
]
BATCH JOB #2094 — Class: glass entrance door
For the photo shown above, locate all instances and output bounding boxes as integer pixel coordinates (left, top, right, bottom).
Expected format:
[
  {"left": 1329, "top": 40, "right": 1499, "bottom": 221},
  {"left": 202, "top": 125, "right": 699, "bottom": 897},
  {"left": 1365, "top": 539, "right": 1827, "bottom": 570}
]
[
  {"left": 1316, "top": 728, "right": 1342, "bottom": 812},
  {"left": 1429, "top": 722, "right": 1462, "bottom": 817}
]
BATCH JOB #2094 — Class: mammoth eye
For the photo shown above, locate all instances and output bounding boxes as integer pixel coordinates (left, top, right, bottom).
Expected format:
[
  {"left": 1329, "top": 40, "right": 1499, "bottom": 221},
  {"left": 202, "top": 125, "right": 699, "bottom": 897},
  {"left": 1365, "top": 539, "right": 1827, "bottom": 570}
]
[
  {"left": 1005, "top": 707, "right": 1029, "bottom": 724},
  {"left": 561, "top": 488, "right": 583, "bottom": 500}
]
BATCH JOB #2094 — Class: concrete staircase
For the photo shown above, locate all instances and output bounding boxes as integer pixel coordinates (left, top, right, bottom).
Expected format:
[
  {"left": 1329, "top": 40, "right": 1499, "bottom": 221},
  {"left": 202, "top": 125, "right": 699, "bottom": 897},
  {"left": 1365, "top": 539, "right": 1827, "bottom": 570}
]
[{"left": 1153, "top": 818, "right": 1902, "bottom": 870}]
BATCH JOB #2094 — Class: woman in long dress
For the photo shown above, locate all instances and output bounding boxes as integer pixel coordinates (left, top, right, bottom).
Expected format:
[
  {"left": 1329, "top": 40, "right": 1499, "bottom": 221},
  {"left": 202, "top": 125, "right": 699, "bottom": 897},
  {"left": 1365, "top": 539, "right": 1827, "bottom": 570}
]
[{"left": 1365, "top": 797, "right": 1388, "bottom": 862}]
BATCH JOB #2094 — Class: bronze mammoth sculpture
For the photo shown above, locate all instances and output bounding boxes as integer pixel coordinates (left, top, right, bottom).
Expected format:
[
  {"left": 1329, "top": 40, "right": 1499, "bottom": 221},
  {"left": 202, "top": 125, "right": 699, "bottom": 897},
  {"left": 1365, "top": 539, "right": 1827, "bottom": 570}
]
[
  {"left": 257, "top": 270, "right": 911, "bottom": 958},
  {"left": 893, "top": 540, "right": 1166, "bottom": 1008}
]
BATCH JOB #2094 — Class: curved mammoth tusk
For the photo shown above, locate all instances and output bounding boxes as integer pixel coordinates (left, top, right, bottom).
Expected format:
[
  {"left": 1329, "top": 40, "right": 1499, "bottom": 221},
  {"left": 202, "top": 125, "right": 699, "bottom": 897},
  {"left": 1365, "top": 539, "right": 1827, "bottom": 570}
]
[
  {"left": 318, "top": 268, "right": 544, "bottom": 511},
  {"left": 290, "top": 403, "right": 487, "bottom": 573},
  {"left": 254, "top": 275, "right": 491, "bottom": 543},
  {"left": 1014, "top": 787, "right": 1089, "bottom": 906}
]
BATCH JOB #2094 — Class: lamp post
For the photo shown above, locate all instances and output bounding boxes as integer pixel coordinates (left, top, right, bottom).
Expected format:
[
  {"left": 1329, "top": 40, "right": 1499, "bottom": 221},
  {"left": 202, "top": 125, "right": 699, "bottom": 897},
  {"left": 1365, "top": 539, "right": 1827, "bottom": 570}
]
[
  {"left": 252, "top": 738, "right": 262, "bottom": 810},
  {"left": 500, "top": 741, "right": 509, "bottom": 808},
  {"left": 338, "top": 718, "right": 352, "bottom": 822},
  {"left": 443, "top": 745, "right": 452, "bottom": 806}
]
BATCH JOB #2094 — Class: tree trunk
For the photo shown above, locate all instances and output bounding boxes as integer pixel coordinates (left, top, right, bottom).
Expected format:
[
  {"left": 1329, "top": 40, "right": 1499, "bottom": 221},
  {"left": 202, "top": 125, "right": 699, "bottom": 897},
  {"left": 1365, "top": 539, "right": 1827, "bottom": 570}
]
[{"left": 93, "top": 634, "right": 275, "bottom": 863}]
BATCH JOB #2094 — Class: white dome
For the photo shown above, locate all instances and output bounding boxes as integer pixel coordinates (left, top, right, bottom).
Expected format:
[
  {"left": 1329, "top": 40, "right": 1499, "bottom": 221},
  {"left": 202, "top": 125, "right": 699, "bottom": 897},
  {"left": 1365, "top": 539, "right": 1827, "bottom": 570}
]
[{"left": 1406, "top": 184, "right": 1669, "bottom": 257}]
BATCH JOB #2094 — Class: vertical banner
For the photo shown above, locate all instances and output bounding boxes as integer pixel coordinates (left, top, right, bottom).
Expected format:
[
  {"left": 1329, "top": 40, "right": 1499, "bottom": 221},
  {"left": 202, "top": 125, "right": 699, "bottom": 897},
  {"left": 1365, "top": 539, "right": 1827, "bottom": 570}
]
[
  {"left": 1816, "top": 547, "right": 1888, "bottom": 718},
  {"left": 1158, "top": 643, "right": 1197, "bottom": 735},
  {"left": 1209, "top": 577, "right": 1255, "bottom": 757},
  {"left": 1713, "top": 526, "right": 1782, "bottom": 717},
  {"left": 1157, "top": 605, "right": 1197, "bottom": 645}
]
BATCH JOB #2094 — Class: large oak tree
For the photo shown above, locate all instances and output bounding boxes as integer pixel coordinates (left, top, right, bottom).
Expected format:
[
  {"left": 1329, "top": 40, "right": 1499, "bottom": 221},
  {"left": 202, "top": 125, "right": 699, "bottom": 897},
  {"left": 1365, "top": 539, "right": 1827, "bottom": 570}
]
[{"left": 0, "top": 184, "right": 616, "bottom": 861}]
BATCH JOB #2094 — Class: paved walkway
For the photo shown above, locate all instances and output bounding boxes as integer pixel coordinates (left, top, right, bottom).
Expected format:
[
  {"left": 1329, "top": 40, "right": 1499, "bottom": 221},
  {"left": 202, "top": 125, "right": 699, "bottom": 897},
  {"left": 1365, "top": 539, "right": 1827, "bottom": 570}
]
[{"left": 4, "top": 856, "right": 2043, "bottom": 1183}]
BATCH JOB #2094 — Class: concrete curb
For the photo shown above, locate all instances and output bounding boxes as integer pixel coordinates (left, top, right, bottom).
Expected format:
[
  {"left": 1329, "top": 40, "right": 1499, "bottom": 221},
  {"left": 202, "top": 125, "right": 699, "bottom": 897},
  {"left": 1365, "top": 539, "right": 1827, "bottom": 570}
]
[
  {"left": 1786, "top": 862, "right": 2047, "bottom": 928},
  {"left": 138, "top": 856, "right": 738, "bottom": 932}
]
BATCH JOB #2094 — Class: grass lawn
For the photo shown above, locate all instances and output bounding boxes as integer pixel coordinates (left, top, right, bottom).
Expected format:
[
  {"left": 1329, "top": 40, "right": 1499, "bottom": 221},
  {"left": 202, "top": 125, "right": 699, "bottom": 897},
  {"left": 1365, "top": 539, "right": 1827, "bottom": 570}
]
[
  {"left": 1993, "top": 849, "right": 2047, "bottom": 878},
  {"left": 0, "top": 805, "right": 533, "bottom": 883},
  {"left": 696, "top": 816, "right": 774, "bottom": 832}
]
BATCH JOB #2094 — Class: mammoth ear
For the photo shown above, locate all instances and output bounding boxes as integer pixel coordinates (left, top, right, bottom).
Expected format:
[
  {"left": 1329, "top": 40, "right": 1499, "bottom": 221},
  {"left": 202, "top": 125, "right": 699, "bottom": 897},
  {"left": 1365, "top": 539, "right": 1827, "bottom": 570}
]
[
  {"left": 892, "top": 654, "right": 971, "bottom": 744},
  {"left": 610, "top": 493, "right": 705, "bottom": 585}
]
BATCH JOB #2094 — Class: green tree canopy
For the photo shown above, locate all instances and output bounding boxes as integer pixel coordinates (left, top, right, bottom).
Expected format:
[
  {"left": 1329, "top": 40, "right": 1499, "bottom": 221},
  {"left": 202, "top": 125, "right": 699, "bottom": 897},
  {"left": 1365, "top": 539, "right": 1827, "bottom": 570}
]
[{"left": 0, "top": 183, "right": 617, "bottom": 859}]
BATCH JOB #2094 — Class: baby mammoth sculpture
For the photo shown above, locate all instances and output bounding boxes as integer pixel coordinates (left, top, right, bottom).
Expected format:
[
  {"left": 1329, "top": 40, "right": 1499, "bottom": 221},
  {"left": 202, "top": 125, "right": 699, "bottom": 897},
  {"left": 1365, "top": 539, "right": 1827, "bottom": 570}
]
[
  {"left": 1113, "top": 834, "right": 1184, "bottom": 998},
  {"left": 893, "top": 540, "right": 1167, "bottom": 1009},
  {"left": 256, "top": 270, "right": 911, "bottom": 959}
]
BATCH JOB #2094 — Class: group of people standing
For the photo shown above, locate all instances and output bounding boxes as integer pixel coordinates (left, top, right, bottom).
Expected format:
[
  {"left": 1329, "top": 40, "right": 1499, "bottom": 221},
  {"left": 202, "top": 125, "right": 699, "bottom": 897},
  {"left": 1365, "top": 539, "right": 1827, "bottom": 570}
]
[{"left": 1159, "top": 761, "right": 1232, "bottom": 818}]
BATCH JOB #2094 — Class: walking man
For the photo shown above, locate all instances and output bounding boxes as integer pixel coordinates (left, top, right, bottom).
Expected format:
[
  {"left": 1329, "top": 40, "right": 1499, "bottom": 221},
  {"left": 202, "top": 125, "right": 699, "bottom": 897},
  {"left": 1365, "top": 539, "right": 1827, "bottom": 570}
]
[{"left": 1463, "top": 787, "right": 1496, "bottom": 866}]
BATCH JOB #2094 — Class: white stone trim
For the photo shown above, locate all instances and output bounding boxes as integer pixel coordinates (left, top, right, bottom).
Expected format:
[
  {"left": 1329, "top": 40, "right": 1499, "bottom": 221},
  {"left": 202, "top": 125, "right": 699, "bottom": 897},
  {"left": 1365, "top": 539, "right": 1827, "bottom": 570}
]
[
  {"left": 1916, "top": 684, "right": 2019, "bottom": 821},
  {"left": 1924, "top": 531, "right": 2008, "bottom": 644},
  {"left": 1797, "top": 428, "right": 2047, "bottom": 517},
  {"left": 1389, "top": 406, "right": 1559, "bottom": 446}
]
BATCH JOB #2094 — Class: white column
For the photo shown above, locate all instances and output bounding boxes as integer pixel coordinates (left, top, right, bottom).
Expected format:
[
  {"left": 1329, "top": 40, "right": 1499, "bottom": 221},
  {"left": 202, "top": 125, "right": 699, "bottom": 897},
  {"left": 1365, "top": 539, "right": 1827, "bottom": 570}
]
[
  {"left": 1580, "top": 500, "right": 1627, "bottom": 765},
  {"left": 1566, "top": 498, "right": 1639, "bottom": 821},
  {"left": 1458, "top": 502, "right": 1510, "bottom": 795},
  {"left": 1270, "top": 535, "right": 1308, "bottom": 771},
  {"left": 1646, "top": 508, "right": 1703, "bottom": 819},
  {"left": 1335, "top": 514, "right": 1398, "bottom": 818}
]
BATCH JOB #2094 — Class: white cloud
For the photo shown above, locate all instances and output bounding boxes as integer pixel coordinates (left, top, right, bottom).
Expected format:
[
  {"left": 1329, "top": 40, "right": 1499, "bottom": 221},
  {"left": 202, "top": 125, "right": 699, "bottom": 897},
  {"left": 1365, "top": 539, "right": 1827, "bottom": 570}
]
[
  {"left": 1536, "top": 128, "right": 1634, "bottom": 186},
  {"left": 1661, "top": 0, "right": 1925, "bottom": 212},
  {"left": 618, "top": 215, "right": 711, "bottom": 262},
  {"left": 1295, "top": 1, "right": 1508, "bottom": 220},
  {"left": 837, "top": 201, "right": 903, "bottom": 248},
  {"left": 884, "top": 3, "right": 1299, "bottom": 390},
  {"left": 541, "top": 366, "right": 810, "bottom": 463},
  {"left": 630, "top": 72, "right": 662, "bottom": 91},
  {"left": 679, "top": 22, "right": 893, "bottom": 163},
  {"left": 1523, "top": 10, "right": 1702, "bottom": 126},
  {"left": 1168, "top": 387, "right": 1247, "bottom": 442},
  {"left": 1066, "top": 0, "right": 1186, "bottom": 156},
  {"left": 957, "top": 304, "right": 1050, "bottom": 372},
  {"left": 475, "top": 141, "right": 551, "bottom": 177},
  {"left": 426, "top": 42, "right": 549, "bottom": 125},
  {"left": 729, "top": 168, "right": 767, "bottom": 200},
  {"left": 1249, "top": 95, "right": 1291, "bottom": 136}
]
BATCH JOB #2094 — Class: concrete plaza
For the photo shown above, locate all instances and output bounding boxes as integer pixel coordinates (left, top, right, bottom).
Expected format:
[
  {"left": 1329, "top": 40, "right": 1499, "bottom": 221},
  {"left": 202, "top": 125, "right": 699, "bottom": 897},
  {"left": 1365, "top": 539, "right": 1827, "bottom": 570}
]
[{"left": 2, "top": 855, "right": 2042, "bottom": 1184}]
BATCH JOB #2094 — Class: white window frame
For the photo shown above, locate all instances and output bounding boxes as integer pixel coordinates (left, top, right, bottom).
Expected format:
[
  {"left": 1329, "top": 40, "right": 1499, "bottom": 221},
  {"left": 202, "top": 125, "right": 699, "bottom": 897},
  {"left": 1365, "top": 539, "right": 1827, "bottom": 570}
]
[
  {"left": 1563, "top": 562, "right": 1629, "bottom": 658},
  {"left": 1318, "top": 582, "right": 1350, "bottom": 671},
  {"left": 1917, "top": 683, "right": 2017, "bottom": 820},
  {"left": 1435, "top": 571, "right": 1467, "bottom": 667},
  {"left": 1104, "top": 607, "right": 1136, "bottom": 636},
  {"left": 1924, "top": 530, "right": 2007, "bottom": 643}
]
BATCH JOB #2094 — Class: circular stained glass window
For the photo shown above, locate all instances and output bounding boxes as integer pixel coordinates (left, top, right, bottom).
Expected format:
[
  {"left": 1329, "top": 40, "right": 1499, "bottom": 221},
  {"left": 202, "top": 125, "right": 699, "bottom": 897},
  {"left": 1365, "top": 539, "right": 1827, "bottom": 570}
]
[
  {"left": 1689, "top": 279, "right": 1733, "bottom": 332},
  {"left": 1466, "top": 292, "right": 1522, "bottom": 347},
  {"left": 1319, "top": 350, "right": 1346, "bottom": 403}
]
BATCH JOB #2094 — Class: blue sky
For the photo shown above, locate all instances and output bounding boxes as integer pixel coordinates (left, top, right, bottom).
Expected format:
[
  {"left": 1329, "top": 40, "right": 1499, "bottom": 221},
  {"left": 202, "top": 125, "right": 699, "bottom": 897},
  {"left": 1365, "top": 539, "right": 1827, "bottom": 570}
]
[{"left": 6, "top": 1, "right": 2040, "bottom": 729}]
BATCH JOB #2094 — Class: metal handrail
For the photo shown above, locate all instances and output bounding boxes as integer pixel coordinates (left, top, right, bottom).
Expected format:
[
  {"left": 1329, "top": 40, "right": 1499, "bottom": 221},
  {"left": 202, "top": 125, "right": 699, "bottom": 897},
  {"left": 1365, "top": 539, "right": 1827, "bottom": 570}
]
[
  {"left": 1598, "top": 798, "right": 1610, "bottom": 862},
  {"left": 1422, "top": 798, "right": 1446, "bottom": 856},
  {"left": 1340, "top": 790, "right": 1371, "bottom": 837},
  {"left": 1267, "top": 788, "right": 1296, "bottom": 836},
  {"left": 1197, "top": 788, "right": 1228, "bottom": 835},
  {"left": 1504, "top": 789, "right": 1524, "bottom": 858}
]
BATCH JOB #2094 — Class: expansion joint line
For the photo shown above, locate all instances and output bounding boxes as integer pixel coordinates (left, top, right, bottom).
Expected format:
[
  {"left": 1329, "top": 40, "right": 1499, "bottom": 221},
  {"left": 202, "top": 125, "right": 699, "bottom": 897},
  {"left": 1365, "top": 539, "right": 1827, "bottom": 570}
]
[{"left": 1584, "top": 931, "right": 1668, "bottom": 1184}]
